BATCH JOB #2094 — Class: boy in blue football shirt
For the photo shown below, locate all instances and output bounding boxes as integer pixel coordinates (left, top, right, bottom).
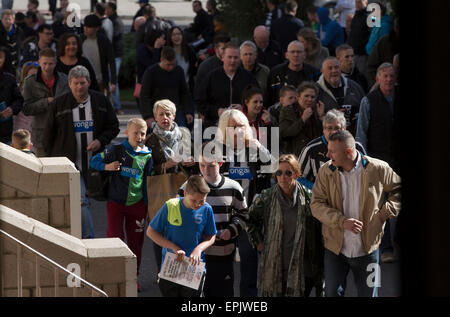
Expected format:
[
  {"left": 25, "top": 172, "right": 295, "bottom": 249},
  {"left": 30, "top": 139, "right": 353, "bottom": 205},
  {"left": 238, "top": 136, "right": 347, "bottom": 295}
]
[{"left": 147, "top": 175, "right": 217, "bottom": 297}]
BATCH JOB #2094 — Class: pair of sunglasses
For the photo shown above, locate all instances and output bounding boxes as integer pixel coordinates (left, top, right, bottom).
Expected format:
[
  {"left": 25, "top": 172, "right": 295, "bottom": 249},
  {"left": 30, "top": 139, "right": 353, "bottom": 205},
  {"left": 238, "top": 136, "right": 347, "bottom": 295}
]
[
  {"left": 275, "top": 170, "right": 293, "bottom": 177},
  {"left": 24, "top": 61, "right": 39, "bottom": 67}
]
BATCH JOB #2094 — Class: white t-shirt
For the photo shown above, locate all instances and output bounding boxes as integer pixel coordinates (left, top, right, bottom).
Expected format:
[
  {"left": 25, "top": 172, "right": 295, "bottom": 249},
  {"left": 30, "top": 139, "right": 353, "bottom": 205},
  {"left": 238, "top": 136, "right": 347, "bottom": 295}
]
[{"left": 339, "top": 152, "right": 366, "bottom": 258}]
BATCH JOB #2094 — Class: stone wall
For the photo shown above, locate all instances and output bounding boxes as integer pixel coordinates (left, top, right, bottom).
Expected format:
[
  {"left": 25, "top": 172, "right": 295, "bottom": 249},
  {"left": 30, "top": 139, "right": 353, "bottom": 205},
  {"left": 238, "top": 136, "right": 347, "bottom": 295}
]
[
  {"left": 0, "top": 142, "right": 81, "bottom": 238},
  {"left": 0, "top": 143, "right": 137, "bottom": 297},
  {"left": 0, "top": 204, "right": 137, "bottom": 297}
]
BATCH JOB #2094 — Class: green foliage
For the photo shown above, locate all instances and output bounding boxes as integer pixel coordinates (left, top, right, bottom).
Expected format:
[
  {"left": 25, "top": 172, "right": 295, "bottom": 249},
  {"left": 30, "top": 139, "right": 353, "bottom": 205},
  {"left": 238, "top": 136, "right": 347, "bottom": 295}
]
[
  {"left": 118, "top": 32, "right": 136, "bottom": 88},
  {"left": 216, "top": 0, "right": 268, "bottom": 42}
]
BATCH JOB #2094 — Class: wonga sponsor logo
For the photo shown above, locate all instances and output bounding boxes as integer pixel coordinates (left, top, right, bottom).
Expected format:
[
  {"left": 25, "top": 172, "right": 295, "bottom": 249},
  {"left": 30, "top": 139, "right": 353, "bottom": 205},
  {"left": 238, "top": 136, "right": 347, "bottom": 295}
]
[
  {"left": 121, "top": 166, "right": 141, "bottom": 179},
  {"left": 74, "top": 120, "right": 94, "bottom": 133}
]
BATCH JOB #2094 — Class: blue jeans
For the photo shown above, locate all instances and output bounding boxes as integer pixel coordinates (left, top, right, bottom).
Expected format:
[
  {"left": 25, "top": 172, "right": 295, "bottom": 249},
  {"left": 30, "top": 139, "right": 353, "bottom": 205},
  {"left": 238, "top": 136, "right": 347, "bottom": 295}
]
[
  {"left": 80, "top": 175, "right": 95, "bottom": 239},
  {"left": 324, "top": 248, "right": 380, "bottom": 297},
  {"left": 112, "top": 57, "right": 122, "bottom": 110}
]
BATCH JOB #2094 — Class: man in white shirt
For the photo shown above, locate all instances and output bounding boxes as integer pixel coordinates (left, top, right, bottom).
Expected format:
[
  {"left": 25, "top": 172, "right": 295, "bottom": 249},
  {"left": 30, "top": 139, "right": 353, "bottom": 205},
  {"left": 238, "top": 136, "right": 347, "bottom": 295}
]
[{"left": 310, "top": 130, "right": 401, "bottom": 297}]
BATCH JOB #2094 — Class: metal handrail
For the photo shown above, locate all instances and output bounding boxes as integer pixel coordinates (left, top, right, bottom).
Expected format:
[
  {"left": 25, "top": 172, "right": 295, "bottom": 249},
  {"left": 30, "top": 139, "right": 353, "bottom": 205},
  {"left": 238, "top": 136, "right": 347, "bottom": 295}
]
[{"left": 0, "top": 229, "right": 108, "bottom": 297}]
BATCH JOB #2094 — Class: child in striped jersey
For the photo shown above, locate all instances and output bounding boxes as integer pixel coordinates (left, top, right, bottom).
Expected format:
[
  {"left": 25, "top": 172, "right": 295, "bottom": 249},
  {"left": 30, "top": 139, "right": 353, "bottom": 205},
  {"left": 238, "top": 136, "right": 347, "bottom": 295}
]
[{"left": 179, "top": 152, "right": 248, "bottom": 297}]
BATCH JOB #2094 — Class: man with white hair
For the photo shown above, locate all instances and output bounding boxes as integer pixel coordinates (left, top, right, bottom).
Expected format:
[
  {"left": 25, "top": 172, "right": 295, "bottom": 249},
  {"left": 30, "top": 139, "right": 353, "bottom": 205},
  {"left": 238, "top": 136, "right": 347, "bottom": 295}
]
[
  {"left": 316, "top": 56, "right": 365, "bottom": 136},
  {"left": 43, "top": 65, "right": 119, "bottom": 239},
  {"left": 253, "top": 25, "right": 283, "bottom": 69},
  {"left": 355, "top": 62, "right": 399, "bottom": 264},
  {"left": 356, "top": 62, "right": 398, "bottom": 171},
  {"left": 266, "top": 40, "right": 320, "bottom": 106},
  {"left": 240, "top": 40, "right": 270, "bottom": 93},
  {"left": 299, "top": 109, "right": 366, "bottom": 189}
]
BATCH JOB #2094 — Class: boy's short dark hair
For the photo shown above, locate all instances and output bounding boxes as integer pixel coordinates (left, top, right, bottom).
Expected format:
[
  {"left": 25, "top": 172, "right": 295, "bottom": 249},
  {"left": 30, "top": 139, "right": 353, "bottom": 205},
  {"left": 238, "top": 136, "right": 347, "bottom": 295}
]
[
  {"left": 12, "top": 129, "right": 31, "bottom": 149},
  {"left": 279, "top": 84, "right": 296, "bottom": 97},
  {"left": 185, "top": 175, "right": 211, "bottom": 195},
  {"left": 213, "top": 34, "right": 231, "bottom": 48},
  {"left": 37, "top": 23, "right": 52, "bottom": 34},
  {"left": 161, "top": 46, "right": 176, "bottom": 62}
]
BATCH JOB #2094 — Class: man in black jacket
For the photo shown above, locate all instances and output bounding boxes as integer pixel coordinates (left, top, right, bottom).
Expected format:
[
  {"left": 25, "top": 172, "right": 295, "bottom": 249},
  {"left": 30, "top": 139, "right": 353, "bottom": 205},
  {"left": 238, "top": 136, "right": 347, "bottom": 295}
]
[
  {"left": 266, "top": 40, "right": 320, "bottom": 106},
  {"left": 0, "top": 9, "right": 24, "bottom": 68},
  {"left": 336, "top": 44, "right": 369, "bottom": 93},
  {"left": 43, "top": 65, "right": 119, "bottom": 239},
  {"left": 81, "top": 14, "right": 117, "bottom": 100},
  {"left": 140, "top": 46, "right": 193, "bottom": 128},
  {"left": 185, "top": 0, "right": 212, "bottom": 45},
  {"left": 346, "top": 0, "right": 370, "bottom": 78},
  {"left": 195, "top": 42, "right": 259, "bottom": 129},
  {"left": 253, "top": 25, "right": 283, "bottom": 70},
  {"left": 270, "top": 0, "right": 304, "bottom": 55},
  {"left": 0, "top": 71, "right": 24, "bottom": 143}
]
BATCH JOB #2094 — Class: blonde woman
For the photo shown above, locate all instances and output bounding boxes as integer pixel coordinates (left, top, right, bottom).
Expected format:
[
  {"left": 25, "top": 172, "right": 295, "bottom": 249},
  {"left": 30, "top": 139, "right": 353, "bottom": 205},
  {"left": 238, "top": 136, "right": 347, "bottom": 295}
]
[
  {"left": 144, "top": 99, "right": 196, "bottom": 273},
  {"left": 216, "top": 108, "right": 274, "bottom": 297}
]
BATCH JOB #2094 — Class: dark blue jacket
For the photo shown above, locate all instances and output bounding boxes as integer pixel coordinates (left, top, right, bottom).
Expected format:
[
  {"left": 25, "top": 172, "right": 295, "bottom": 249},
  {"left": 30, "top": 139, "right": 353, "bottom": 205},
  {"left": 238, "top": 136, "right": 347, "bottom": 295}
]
[
  {"left": 317, "top": 7, "right": 344, "bottom": 54},
  {"left": 90, "top": 139, "right": 153, "bottom": 206}
]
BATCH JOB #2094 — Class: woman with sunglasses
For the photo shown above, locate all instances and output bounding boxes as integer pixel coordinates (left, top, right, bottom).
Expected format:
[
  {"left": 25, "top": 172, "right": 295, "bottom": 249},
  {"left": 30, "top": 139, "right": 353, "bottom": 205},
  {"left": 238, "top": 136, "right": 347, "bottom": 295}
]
[
  {"left": 279, "top": 81, "right": 324, "bottom": 157},
  {"left": 247, "top": 154, "right": 324, "bottom": 297},
  {"left": 55, "top": 33, "right": 100, "bottom": 91}
]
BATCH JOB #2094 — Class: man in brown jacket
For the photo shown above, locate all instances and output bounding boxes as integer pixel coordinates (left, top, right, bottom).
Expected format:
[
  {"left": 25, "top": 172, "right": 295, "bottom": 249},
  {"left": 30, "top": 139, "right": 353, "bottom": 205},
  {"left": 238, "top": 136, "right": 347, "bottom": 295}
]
[{"left": 310, "top": 129, "right": 401, "bottom": 297}]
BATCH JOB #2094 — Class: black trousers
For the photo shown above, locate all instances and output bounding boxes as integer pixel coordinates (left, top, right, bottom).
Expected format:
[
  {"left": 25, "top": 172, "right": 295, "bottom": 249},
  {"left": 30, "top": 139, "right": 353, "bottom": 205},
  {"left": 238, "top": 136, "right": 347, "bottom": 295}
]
[
  {"left": 204, "top": 257, "right": 235, "bottom": 297},
  {"left": 158, "top": 274, "right": 205, "bottom": 297}
]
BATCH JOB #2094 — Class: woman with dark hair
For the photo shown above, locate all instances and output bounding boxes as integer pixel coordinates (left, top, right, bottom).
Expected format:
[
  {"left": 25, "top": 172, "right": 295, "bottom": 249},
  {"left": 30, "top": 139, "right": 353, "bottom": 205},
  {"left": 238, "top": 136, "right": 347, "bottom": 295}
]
[
  {"left": 166, "top": 26, "right": 198, "bottom": 93},
  {"left": 279, "top": 81, "right": 324, "bottom": 156},
  {"left": 55, "top": 32, "right": 100, "bottom": 91},
  {"left": 240, "top": 85, "right": 271, "bottom": 142},
  {"left": 136, "top": 29, "right": 166, "bottom": 85}
]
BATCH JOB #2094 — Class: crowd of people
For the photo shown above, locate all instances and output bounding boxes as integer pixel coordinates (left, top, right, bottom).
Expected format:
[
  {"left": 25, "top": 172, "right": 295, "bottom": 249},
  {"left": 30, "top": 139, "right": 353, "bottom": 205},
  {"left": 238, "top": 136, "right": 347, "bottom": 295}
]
[{"left": 0, "top": 0, "right": 401, "bottom": 298}]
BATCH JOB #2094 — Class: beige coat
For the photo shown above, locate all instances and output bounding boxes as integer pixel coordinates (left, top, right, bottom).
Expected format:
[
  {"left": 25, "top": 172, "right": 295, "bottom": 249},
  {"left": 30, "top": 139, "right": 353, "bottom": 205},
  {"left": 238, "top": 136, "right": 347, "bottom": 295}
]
[{"left": 310, "top": 155, "right": 401, "bottom": 255}]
